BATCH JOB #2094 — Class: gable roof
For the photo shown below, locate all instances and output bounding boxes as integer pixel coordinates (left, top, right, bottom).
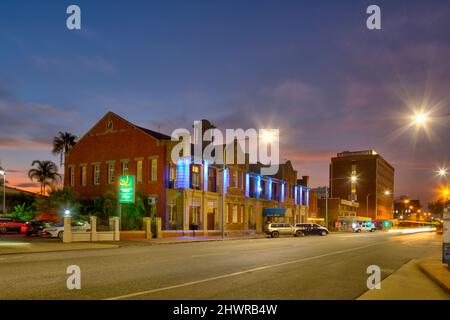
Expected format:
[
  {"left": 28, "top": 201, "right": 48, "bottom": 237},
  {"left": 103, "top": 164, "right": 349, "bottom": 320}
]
[{"left": 136, "top": 126, "right": 171, "bottom": 140}]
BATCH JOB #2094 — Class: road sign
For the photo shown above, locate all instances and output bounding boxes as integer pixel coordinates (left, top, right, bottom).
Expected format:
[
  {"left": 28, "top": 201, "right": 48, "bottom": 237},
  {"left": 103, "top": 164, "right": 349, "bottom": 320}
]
[{"left": 119, "top": 175, "right": 135, "bottom": 204}]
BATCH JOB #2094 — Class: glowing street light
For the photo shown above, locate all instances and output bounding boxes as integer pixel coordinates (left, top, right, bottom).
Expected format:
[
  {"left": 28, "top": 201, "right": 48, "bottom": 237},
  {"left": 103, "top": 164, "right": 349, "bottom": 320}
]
[
  {"left": 437, "top": 167, "right": 448, "bottom": 178},
  {"left": 442, "top": 187, "right": 450, "bottom": 200},
  {"left": 411, "top": 112, "right": 430, "bottom": 128},
  {"left": 64, "top": 209, "right": 71, "bottom": 217}
]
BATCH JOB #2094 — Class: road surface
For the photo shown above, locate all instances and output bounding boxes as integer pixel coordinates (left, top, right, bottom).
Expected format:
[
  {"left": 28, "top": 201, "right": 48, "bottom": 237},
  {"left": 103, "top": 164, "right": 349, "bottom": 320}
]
[{"left": 0, "top": 231, "right": 441, "bottom": 299}]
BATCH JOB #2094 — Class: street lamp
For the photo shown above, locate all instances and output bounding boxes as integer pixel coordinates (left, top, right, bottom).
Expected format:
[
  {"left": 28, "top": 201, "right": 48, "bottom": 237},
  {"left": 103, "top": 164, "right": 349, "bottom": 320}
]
[
  {"left": 366, "top": 190, "right": 391, "bottom": 220},
  {"left": 437, "top": 167, "right": 448, "bottom": 178},
  {"left": 411, "top": 112, "right": 430, "bottom": 127},
  {"left": 0, "top": 166, "right": 5, "bottom": 214},
  {"left": 326, "top": 175, "right": 357, "bottom": 228}
]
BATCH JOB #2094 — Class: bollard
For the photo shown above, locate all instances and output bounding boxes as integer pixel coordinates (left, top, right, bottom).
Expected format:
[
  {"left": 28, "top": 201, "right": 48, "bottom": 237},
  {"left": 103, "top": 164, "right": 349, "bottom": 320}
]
[
  {"left": 63, "top": 215, "right": 72, "bottom": 243},
  {"left": 143, "top": 217, "right": 152, "bottom": 239},
  {"left": 90, "top": 216, "right": 97, "bottom": 241},
  {"left": 155, "top": 217, "right": 162, "bottom": 238}
]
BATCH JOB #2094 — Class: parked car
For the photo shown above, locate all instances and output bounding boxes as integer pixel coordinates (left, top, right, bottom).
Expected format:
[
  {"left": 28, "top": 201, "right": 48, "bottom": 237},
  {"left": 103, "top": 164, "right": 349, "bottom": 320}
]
[
  {"left": 0, "top": 217, "right": 25, "bottom": 234},
  {"left": 352, "top": 221, "right": 376, "bottom": 233},
  {"left": 21, "top": 220, "right": 56, "bottom": 236},
  {"left": 265, "top": 223, "right": 304, "bottom": 238},
  {"left": 294, "top": 223, "right": 329, "bottom": 236},
  {"left": 42, "top": 221, "right": 91, "bottom": 239}
]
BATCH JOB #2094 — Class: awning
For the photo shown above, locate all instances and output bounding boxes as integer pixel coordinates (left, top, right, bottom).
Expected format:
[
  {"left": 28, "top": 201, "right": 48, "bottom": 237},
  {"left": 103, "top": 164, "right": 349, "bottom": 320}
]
[{"left": 263, "top": 208, "right": 287, "bottom": 217}]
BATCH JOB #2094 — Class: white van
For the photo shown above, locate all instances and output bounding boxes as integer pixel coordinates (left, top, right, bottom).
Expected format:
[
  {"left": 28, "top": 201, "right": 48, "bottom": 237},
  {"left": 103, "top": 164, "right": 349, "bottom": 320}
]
[{"left": 352, "top": 221, "right": 376, "bottom": 233}]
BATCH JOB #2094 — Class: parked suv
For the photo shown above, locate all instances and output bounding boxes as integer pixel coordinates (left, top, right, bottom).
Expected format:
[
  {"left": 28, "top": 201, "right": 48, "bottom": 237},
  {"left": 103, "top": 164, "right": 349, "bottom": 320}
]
[
  {"left": 0, "top": 217, "right": 25, "bottom": 234},
  {"left": 265, "top": 223, "right": 304, "bottom": 238},
  {"left": 294, "top": 223, "right": 329, "bottom": 236}
]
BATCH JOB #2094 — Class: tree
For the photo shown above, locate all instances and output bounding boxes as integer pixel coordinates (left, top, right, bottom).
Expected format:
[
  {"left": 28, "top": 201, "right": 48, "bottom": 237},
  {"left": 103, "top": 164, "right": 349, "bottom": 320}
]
[
  {"left": 428, "top": 199, "right": 445, "bottom": 217},
  {"left": 52, "top": 131, "right": 77, "bottom": 166},
  {"left": 33, "top": 187, "right": 80, "bottom": 220},
  {"left": 28, "top": 160, "right": 61, "bottom": 195}
]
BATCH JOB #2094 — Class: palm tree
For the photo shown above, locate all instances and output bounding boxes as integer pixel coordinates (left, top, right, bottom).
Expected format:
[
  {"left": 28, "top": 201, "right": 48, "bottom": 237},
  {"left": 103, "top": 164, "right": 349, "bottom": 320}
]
[
  {"left": 28, "top": 160, "right": 62, "bottom": 195},
  {"left": 52, "top": 132, "right": 77, "bottom": 166}
]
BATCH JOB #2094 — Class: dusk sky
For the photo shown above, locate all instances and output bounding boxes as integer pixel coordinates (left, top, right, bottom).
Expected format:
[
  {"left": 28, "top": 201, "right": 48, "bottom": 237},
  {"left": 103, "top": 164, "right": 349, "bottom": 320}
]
[{"left": 0, "top": 0, "right": 449, "bottom": 206}]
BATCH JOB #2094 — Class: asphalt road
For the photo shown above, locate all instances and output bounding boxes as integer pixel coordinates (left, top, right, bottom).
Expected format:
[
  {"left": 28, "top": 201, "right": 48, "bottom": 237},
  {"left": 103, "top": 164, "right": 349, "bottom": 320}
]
[{"left": 0, "top": 231, "right": 441, "bottom": 300}]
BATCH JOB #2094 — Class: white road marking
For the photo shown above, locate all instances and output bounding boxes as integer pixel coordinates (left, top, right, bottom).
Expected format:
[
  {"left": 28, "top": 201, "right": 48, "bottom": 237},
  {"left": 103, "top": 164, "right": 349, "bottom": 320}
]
[{"left": 105, "top": 242, "right": 382, "bottom": 300}]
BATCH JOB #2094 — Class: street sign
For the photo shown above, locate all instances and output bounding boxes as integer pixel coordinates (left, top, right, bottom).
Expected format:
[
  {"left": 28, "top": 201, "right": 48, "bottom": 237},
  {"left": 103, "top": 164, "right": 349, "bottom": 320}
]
[{"left": 119, "top": 175, "right": 135, "bottom": 204}]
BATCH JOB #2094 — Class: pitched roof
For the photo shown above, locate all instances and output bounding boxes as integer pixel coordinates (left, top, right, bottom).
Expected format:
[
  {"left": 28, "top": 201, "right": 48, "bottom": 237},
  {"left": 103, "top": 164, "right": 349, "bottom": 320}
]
[{"left": 136, "top": 126, "right": 172, "bottom": 140}]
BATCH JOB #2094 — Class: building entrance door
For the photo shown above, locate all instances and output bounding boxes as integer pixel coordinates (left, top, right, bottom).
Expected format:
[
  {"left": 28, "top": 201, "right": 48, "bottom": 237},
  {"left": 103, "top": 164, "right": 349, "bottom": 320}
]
[{"left": 207, "top": 212, "right": 215, "bottom": 230}]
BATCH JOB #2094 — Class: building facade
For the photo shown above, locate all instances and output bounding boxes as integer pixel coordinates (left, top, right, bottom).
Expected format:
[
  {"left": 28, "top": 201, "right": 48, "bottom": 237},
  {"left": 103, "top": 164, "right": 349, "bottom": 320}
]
[
  {"left": 329, "top": 150, "right": 394, "bottom": 221},
  {"left": 317, "top": 198, "right": 359, "bottom": 228},
  {"left": 64, "top": 112, "right": 313, "bottom": 235}
]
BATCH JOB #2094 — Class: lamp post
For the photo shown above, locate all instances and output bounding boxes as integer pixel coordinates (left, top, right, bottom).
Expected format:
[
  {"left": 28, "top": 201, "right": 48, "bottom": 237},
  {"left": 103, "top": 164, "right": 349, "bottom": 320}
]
[
  {"left": 326, "top": 175, "right": 357, "bottom": 228},
  {"left": 366, "top": 190, "right": 391, "bottom": 220},
  {"left": 0, "top": 166, "right": 5, "bottom": 214}
]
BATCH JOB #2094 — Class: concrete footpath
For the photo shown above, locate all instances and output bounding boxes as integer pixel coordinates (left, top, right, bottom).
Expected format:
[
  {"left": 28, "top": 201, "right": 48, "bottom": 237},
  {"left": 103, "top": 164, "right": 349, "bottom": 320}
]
[{"left": 358, "top": 258, "right": 450, "bottom": 300}]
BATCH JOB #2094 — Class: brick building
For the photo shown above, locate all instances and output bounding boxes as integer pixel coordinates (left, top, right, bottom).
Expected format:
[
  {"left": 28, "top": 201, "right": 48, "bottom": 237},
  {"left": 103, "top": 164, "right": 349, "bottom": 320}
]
[
  {"left": 64, "top": 112, "right": 171, "bottom": 224},
  {"left": 64, "top": 112, "right": 314, "bottom": 234},
  {"left": 330, "top": 150, "right": 394, "bottom": 221}
]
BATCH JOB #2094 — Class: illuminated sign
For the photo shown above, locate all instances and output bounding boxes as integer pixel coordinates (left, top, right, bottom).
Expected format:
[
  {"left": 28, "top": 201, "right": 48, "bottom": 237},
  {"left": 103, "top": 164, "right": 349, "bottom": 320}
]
[{"left": 119, "top": 175, "right": 135, "bottom": 204}]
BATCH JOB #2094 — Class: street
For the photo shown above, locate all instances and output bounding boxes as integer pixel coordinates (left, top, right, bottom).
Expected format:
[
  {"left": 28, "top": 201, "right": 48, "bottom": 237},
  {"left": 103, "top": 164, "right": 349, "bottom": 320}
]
[{"left": 0, "top": 231, "right": 442, "bottom": 300}]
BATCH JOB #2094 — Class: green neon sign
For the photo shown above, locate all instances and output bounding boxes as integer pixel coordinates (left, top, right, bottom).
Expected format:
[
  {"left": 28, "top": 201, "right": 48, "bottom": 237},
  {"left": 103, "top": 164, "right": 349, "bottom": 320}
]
[{"left": 119, "top": 175, "right": 135, "bottom": 204}]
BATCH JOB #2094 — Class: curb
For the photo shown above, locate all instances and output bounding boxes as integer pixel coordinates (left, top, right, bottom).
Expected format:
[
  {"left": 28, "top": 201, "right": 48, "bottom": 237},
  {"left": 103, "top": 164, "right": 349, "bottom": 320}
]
[
  {"left": 0, "top": 244, "right": 120, "bottom": 256},
  {"left": 419, "top": 263, "right": 450, "bottom": 295},
  {"left": 137, "top": 236, "right": 266, "bottom": 246}
]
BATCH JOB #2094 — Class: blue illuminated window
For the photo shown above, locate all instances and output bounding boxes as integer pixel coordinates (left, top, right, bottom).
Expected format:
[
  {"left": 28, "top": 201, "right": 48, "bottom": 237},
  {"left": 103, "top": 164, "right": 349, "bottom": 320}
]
[
  {"left": 267, "top": 179, "right": 272, "bottom": 200},
  {"left": 176, "top": 157, "right": 191, "bottom": 189},
  {"left": 223, "top": 168, "right": 229, "bottom": 194},
  {"left": 245, "top": 173, "right": 250, "bottom": 198},
  {"left": 256, "top": 175, "right": 261, "bottom": 198},
  {"left": 203, "top": 161, "right": 208, "bottom": 191},
  {"left": 281, "top": 182, "right": 285, "bottom": 203},
  {"left": 299, "top": 186, "right": 303, "bottom": 205}
]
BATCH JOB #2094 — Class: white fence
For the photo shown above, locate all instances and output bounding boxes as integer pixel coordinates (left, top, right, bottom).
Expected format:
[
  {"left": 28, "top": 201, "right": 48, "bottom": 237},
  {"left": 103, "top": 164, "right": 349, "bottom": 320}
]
[{"left": 63, "top": 216, "right": 120, "bottom": 243}]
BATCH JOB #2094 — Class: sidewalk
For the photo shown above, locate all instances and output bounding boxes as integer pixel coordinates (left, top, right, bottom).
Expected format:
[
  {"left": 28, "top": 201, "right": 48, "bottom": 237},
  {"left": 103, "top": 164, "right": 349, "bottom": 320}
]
[{"left": 358, "top": 258, "right": 450, "bottom": 300}]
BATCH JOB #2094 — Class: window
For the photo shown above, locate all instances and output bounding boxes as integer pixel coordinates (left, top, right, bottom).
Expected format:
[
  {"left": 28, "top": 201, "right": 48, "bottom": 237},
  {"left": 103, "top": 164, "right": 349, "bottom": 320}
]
[
  {"left": 93, "top": 164, "right": 100, "bottom": 185},
  {"left": 169, "top": 205, "right": 177, "bottom": 223},
  {"left": 69, "top": 167, "right": 75, "bottom": 187},
  {"left": 192, "top": 166, "right": 200, "bottom": 188},
  {"left": 106, "top": 120, "right": 113, "bottom": 129},
  {"left": 232, "top": 170, "right": 238, "bottom": 188},
  {"left": 232, "top": 205, "right": 238, "bottom": 223},
  {"left": 108, "top": 163, "right": 115, "bottom": 184},
  {"left": 241, "top": 205, "right": 244, "bottom": 223},
  {"left": 136, "top": 160, "right": 143, "bottom": 182},
  {"left": 81, "top": 166, "right": 87, "bottom": 187},
  {"left": 122, "top": 162, "right": 129, "bottom": 175},
  {"left": 150, "top": 158, "right": 157, "bottom": 182}
]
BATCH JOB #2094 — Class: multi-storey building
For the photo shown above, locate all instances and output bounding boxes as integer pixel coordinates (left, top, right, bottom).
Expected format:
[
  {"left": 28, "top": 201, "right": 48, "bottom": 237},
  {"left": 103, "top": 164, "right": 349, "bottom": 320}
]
[
  {"left": 64, "top": 112, "right": 313, "bottom": 235},
  {"left": 329, "top": 150, "right": 394, "bottom": 221}
]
